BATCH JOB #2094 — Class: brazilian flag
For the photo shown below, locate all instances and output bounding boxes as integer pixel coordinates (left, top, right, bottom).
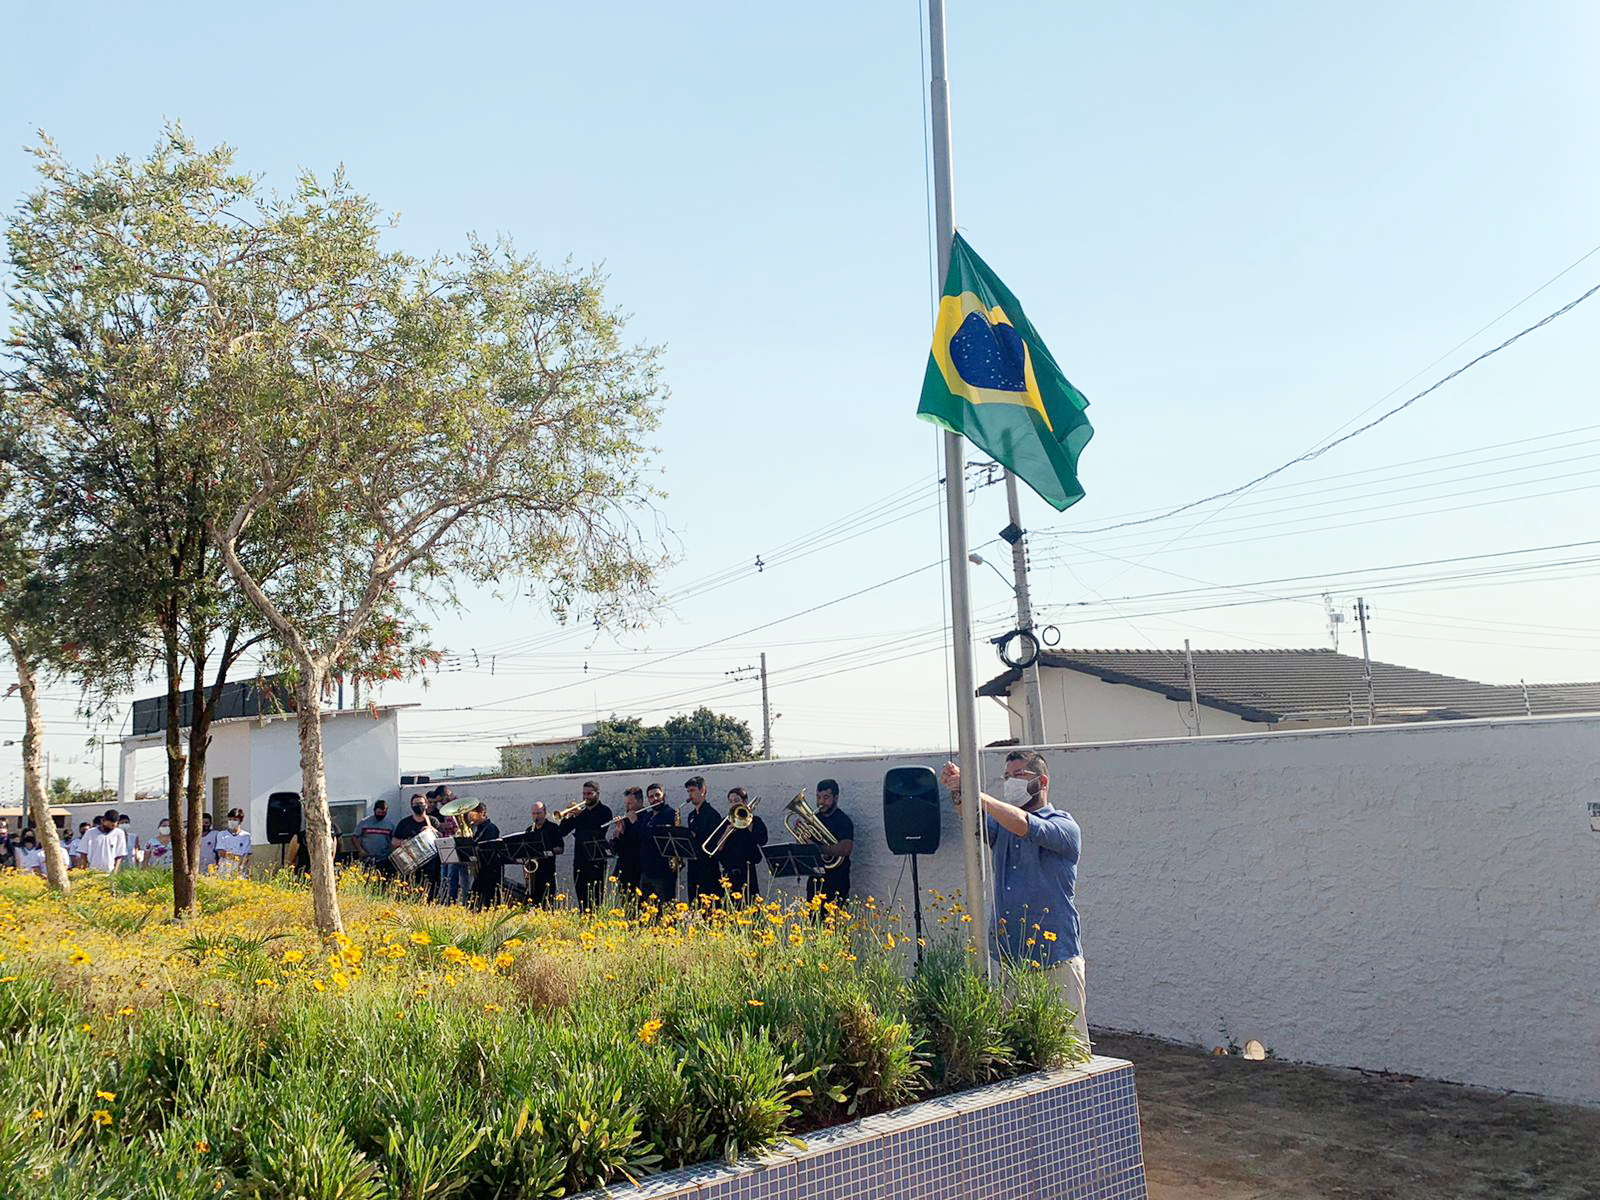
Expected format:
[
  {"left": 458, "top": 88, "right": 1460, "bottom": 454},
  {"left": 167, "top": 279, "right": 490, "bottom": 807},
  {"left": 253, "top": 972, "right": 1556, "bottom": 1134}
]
[{"left": 917, "top": 234, "right": 1093, "bottom": 511}]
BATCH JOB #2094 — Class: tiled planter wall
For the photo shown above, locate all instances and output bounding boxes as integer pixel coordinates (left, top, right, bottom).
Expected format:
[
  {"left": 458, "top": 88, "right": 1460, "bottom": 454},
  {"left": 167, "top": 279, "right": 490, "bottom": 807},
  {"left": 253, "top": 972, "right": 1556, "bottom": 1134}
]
[{"left": 573, "top": 1055, "right": 1147, "bottom": 1200}]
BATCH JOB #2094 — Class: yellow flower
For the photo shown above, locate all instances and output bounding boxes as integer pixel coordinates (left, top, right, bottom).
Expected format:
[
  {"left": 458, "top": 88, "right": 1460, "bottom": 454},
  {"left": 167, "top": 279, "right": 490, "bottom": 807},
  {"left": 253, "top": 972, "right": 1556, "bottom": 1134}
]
[
  {"left": 95, "top": 1090, "right": 116, "bottom": 1102},
  {"left": 91, "top": 1109, "right": 113, "bottom": 1127},
  {"left": 79, "top": 1023, "right": 93, "bottom": 1033},
  {"left": 282, "top": 950, "right": 304, "bottom": 964},
  {"left": 29, "top": 1109, "right": 43, "bottom": 1121},
  {"left": 332, "top": 972, "right": 350, "bottom": 991},
  {"left": 70, "top": 949, "right": 90, "bottom": 966},
  {"left": 442, "top": 946, "right": 467, "bottom": 964},
  {"left": 344, "top": 947, "right": 363, "bottom": 966},
  {"left": 1043, "top": 930, "right": 1058, "bottom": 942},
  {"left": 637, "top": 1018, "right": 663, "bottom": 1045},
  {"left": 255, "top": 978, "right": 277, "bottom": 989},
  {"left": 483, "top": 1003, "right": 503, "bottom": 1013},
  {"left": 0, "top": 975, "right": 15, "bottom": 983},
  {"left": 467, "top": 954, "right": 488, "bottom": 973},
  {"left": 494, "top": 953, "right": 514, "bottom": 970},
  {"left": 413, "top": 985, "right": 431, "bottom": 997},
  {"left": 408, "top": 931, "right": 432, "bottom": 946},
  {"left": 503, "top": 938, "right": 523, "bottom": 949},
  {"left": 311, "top": 979, "right": 326, "bottom": 993},
  {"left": 746, "top": 999, "right": 764, "bottom": 1007},
  {"left": 194, "top": 1139, "right": 210, "bottom": 1153},
  {"left": 117, "top": 1006, "right": 135, "bottom": 1017}
]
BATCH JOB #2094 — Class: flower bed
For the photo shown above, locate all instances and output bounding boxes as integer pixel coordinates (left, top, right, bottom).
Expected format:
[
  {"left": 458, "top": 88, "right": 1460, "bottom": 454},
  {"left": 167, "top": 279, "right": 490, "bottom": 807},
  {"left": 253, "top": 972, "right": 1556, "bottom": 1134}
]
[{"left": 0, "top": 869, "right": 1087, "bottom": 1199}]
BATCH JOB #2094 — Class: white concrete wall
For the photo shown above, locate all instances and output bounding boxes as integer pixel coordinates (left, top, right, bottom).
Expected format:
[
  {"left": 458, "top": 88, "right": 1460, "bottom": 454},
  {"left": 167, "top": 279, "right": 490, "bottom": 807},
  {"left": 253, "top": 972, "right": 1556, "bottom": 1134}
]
[
  {"left": 446, "top": 714, "right": 1600, "bottom": 1105},
  {"left": 996, "top": 668, "right": 1272, "bottom": 743},
  {"left": 246, "top": 710, "right": 400, "bottom": 836}
]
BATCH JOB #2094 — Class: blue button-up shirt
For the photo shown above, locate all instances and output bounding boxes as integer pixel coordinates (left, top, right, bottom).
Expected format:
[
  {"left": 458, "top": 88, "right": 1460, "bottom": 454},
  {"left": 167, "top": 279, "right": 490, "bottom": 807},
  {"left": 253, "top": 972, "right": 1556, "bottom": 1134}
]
[{"left": 987, "top": 804, "right": 1082, "bottom": 967}]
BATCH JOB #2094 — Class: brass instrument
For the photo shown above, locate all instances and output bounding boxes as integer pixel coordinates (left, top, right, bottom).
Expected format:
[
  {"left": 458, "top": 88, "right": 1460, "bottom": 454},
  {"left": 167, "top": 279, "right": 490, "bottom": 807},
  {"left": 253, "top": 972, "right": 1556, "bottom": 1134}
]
[
  {"left": 783, "top": 792, "right": 842, "bottom": 870},
  {"left": 553, "top": 799, "right": 585, "bottom": 822},
  {"left": 701, "top": 796, "right": 761, "bottom": 858},
  {"left": 439, "top": 796, "right": 478, "bottom": 818}
]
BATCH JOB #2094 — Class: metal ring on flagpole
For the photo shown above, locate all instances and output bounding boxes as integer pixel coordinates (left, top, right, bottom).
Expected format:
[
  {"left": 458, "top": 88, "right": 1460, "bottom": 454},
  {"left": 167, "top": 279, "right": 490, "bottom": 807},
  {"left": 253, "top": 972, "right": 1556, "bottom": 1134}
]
[
  {"left": 991, "top": 628, "right": 1041, "bottom": 670},
  {"left": 1040, "top": 624, "right": 1061, "bottom": 647}
]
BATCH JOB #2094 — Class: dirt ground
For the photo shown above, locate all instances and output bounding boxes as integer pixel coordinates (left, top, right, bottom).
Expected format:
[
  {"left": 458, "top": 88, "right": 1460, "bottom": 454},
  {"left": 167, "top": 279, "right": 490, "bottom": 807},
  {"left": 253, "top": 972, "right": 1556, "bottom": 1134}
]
[{"left": 1092, "top": 1032, "right": 1600, "bottom": 1200}]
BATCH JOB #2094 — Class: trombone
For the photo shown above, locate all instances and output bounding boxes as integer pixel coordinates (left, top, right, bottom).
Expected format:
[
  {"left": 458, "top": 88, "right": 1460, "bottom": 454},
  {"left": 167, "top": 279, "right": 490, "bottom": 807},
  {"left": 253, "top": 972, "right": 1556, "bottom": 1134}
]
[
  {"left": 701, "top": 796, "right": 760, "bottom": 858},
  {"left": 783, "top": 792, "right": 842, "bottom": 869}
]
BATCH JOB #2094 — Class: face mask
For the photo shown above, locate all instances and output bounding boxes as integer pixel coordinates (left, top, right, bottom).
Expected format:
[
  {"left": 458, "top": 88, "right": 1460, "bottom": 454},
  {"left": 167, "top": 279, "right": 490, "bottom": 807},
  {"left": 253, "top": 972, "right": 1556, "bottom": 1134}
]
[
  {"left": 158, "top": 825, "right": 170, "bottom": 835},
  {"left": 227, "top": 820, "right": 241, "bottom": 832},
  {"left": 412, "top": 804, "right": 425, "bottom": 815},
  {"left": 1002, "top": 777, "right": 1035, "bottom": 807}
]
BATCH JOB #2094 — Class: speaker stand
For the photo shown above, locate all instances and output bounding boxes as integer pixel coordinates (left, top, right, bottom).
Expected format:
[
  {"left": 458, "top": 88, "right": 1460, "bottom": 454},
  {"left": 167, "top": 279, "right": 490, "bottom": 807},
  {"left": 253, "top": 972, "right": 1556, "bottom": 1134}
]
[{"left": 910, "top": 852, "right": 925, "bottom": 965}]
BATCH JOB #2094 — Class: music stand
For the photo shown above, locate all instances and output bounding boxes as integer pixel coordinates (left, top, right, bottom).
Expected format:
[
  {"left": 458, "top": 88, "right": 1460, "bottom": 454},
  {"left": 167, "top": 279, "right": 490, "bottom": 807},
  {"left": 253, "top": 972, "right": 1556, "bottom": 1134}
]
[
  {"left": 437, "top": 837, "right": 462, "bottom": 866},
  {"left": 502, "top": 832, "right": 561, "bottom": 863},
  {"left": 765, "top": 843, "right": 825, "bottom": 879},
  {"left": 473, "top": 838, "right": 513, "bottom": 868},
  {"left": 652, "top": 828, "right": 697, "bottom": 867}
]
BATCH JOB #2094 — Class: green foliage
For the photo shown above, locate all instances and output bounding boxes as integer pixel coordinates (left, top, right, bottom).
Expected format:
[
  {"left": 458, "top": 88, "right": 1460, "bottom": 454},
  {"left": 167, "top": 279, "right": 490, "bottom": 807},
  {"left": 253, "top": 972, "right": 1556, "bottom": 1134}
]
[
  {"left": 1001, "top": 958, "right": 1091, "bottom": 1070},
  {"left": 911, "top": 938, "right": 1015, "bottom": 1089},
  {"left": 550, "top": 706, "right": 755, "bottom": 773}
]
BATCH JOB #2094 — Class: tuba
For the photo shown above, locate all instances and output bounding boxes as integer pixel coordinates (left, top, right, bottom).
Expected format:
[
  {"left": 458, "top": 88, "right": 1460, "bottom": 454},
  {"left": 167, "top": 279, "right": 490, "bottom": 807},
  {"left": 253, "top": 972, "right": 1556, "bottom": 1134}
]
[
  {"left": 784, "top": 792, "right": 842, "bottom": 870},
  {"left": 701, "top": 796, "right": 760, "bottom": 859}
]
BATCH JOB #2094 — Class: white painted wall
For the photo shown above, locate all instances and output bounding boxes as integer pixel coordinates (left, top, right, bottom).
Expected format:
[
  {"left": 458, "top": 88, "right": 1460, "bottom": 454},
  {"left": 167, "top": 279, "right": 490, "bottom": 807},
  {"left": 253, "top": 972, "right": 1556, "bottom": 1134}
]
[
  {"left": 994, "top": 668, "right": 1272, "bottom": 743},
  {"left": 441, "top": 714, "right": 1600, "bottom": 1106}
]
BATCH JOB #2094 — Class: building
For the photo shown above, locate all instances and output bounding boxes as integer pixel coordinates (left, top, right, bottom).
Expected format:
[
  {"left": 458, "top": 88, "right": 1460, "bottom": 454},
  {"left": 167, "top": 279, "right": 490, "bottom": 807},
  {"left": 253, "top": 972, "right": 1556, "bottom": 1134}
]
[
  {"left": 115, "top": 681, "right": 408, "bottom": 851},
  {"left": 497, "top": 725, "right": 594, "bottom": 777},
  {"left": 977, "top": 648, "right": 1600, "bottom": 744}
]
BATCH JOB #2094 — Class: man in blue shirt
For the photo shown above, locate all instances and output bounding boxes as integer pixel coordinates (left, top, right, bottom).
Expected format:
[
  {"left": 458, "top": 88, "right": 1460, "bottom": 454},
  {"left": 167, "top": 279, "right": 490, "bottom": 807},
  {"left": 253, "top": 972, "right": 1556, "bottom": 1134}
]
[{"left": 941, "top": 750, "right": 1088, "bottom": 1053}]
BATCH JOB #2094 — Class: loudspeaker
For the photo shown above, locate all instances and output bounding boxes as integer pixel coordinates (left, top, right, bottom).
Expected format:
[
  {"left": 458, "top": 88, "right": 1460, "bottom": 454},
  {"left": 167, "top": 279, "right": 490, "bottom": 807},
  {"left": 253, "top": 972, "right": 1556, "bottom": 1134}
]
[
  {"left": 266, "top": 792, "right": 302, "bottom": 845},
  {"left": 883, "top": 766, "right": 941, "bottom": 856}
]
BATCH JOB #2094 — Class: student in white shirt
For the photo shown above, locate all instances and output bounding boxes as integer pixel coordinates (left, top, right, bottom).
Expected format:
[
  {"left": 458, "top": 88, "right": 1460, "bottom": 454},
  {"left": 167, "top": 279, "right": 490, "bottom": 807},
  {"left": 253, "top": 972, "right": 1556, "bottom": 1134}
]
[
  {"left": 14, "top": 830, "right": 45, "bottom": 875},
  {"left": 199, "top": 813, "right": 219, "bottom": 873},
  {"left": 144, "top": 820, "right": 174, "bottom": 870},
  {"left": 65, "top": 821, "right": 90, "bottom": 862},
  {"left": 75, "top": 811, "right": 129, "bottom": 873},
  {"left": 214, "top": 807, "right": 252, "bottom": 879}
]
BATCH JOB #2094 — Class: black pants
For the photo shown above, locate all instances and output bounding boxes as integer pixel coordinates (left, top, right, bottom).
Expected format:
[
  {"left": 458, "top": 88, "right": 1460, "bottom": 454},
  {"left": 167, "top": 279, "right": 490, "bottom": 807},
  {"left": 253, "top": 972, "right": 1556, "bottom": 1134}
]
[
  {"left": 641, "top": 872, "right": 677, "bottom": 912},
  {"left": 527, "top": 862, "right": 556, "bottom": 907},
  {"left": 686, "top": 869, "right": 720, "bottom": 903},
  {"left": 574, "top": 862, "right": 607, "bottom": 910},
  {"left": 807, "top": 869, "right": 850, "bottom": 906}
]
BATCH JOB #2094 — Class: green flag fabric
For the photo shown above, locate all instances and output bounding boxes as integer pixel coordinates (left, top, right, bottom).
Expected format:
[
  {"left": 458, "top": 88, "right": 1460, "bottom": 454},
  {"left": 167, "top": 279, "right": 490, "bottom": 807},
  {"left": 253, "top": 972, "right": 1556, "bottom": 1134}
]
[{"left": 917, "top": 234, "right": 1093, "bottom": 511}]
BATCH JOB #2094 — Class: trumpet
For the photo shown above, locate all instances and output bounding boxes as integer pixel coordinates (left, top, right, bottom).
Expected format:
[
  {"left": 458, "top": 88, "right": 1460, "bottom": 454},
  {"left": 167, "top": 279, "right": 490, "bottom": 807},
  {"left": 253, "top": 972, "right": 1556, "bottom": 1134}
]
[
  {"left": 552, "top": 796, "right": 591, "bottom": 822},
  {"left": 701, "top": 796, "right": 760, "bottom": 858},
  {"left": 784, "top": 792, "right": 842, "bottom": 870}
]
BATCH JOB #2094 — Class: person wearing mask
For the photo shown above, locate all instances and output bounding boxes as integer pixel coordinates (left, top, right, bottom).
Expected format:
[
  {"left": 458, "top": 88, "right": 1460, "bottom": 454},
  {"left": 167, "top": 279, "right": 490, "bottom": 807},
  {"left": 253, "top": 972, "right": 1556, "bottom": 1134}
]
[
  {"left": 556, "top": 781, "right": 613, "bottom": 911},
  {"left": 0, "top": 817, "right": 14, "bottom": 869},
  {"left": 353, "top": 800, "right": 396, "bottom": 877},
  {"left": 680, "top": 777, "right": 723, "bottom": 904},
  {"left": 463, "top": 802, "right": 502, "bottom": 909},
  {"left": 66, "top": 821, "right": 91, "bottom": 862},
  {"left": 806, "top": 779, "right": 855, "bottom": 907},
  {"left": 145, "top": 819, "right": 175, "bottom": 870},
  {"left": 14, "top": 829, "right": 45, "bottom": 876},
  {"left": 637, "top": 782, "right": 679, "bottom": 913},
  {"left": 392, "top": 793, "right": 441, "bottom": 900},
  {"left": 75, "top": 810, "right": 129, "bottom": 873},
  {"left": 116, "top": 814, "right": 140, "bottom": 865},
  {"left": 199, "top": 812, "right": 220, "bottom": 874},
  {"left": 941, "top": 750, "right": 1087, "bottom": 1053},
  {"left": 519, "top": 802, "right": 564, "bottom": 907},
  {"left": 214, "top": 808, "right": 252, "bottom": 879},
  {"left": 430, "top": 788, "right": 465, "bottom": 904},
  {"left": 714, "top": 787, "right": 768, "bottom": 901},
  {"left": 606, "top": 787, "right": 645, "bottom": 897}
]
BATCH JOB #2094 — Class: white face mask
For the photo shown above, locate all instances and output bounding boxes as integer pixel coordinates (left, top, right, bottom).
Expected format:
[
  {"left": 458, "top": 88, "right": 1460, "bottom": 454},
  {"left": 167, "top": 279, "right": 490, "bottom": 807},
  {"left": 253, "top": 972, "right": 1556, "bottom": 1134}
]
[
  {"left": 227, "top": 819, "right": 241, "bottom": 832},
  {"left": 158, "top": 825, "right": 170, "bottom": 836},
  {"left": 1002, "top": 776, "right": 1035, "bottom": 807}
]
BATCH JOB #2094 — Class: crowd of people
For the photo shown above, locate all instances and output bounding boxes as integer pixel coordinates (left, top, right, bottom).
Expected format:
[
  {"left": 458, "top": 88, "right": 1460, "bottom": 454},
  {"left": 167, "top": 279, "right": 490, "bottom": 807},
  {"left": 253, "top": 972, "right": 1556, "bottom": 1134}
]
[
  {"left": 353, "top": 777, "right": 856, "bottom": 914},
  {"left": 0, "top": 807, "right": 254, "bottom": 877}
]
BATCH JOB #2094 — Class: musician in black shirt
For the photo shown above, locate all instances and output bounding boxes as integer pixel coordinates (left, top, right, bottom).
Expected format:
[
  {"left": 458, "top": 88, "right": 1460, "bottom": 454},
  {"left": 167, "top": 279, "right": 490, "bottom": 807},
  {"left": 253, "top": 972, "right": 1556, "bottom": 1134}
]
[
  {"left": 807, "top": 778, "right": 855, "bottom": 906},
  {"left": 392, "top": 794, "right": 441, "bottom": 901},
  {"left": 681, "top": 776, "right": 723, "bottom": 903},
  {"left": 607, "top": 787, "right": 646, "bottom": 896},
  {"left": 520, "top": 802, "right": 564, "bottom": 907},
  {"left": 464, "top": 802, "right": 502, "bottom": 909},
  {"left": 557, "top": 780, "right": 613, "bottom": 911},
  {"left": 715, "top": 786, "right": 768, "bottom": 901},
  {"left": 637, "top": 782, "right": 679, "bottom": 912}
]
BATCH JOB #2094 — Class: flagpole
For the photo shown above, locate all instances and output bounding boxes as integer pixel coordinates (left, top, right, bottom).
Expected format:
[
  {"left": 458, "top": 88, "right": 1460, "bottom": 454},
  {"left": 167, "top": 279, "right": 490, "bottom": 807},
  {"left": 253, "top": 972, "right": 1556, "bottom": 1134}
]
[{"left": 928, "top": 0, "right": 991, "bottom": 959}]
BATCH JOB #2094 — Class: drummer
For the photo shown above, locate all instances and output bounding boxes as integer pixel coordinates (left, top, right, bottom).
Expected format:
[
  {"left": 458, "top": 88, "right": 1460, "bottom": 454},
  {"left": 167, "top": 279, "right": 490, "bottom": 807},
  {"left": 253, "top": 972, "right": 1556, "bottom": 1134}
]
[
  {"left": 353, "top": 800, "right": 396, "bottom": 878},
  {"left": 392, "top": 793, "right": 441, "bottom": 901}
]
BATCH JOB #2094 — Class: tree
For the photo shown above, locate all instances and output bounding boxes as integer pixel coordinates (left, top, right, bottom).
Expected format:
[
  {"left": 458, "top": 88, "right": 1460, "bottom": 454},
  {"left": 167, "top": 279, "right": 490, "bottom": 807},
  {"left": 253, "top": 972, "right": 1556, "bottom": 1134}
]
[
  {"left": 551, "top": 708, "right": 755, "bottom": 774},
  {"left": 199, "top": 173, "right": 666, "bottom": 934},
  {"left": 0, "top": 470, "right": 72, "bottom": 891},
  {"left": 4, "top": 130, "right": 299, "bottom": 917}
]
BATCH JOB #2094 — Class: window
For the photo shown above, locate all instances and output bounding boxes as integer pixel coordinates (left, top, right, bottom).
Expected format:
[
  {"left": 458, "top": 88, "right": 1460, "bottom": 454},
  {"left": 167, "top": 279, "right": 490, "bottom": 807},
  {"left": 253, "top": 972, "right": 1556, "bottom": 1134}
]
[{"left": 328, "top": 800, "right": 368, "bottom": 840}]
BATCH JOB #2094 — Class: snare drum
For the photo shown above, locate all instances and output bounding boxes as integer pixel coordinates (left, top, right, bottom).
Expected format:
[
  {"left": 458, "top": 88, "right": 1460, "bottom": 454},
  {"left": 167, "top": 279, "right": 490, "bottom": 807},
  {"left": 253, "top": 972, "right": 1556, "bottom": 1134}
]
[{"left": 389, "top": 827, "right": 440, "bottom": 876}]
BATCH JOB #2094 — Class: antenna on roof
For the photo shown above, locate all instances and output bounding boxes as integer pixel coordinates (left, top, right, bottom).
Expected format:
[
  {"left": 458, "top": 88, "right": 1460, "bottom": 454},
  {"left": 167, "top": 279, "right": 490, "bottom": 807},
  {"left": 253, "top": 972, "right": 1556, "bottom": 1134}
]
[{"left": 1323, "top": 592, "right": 1345, "bottom": 652}]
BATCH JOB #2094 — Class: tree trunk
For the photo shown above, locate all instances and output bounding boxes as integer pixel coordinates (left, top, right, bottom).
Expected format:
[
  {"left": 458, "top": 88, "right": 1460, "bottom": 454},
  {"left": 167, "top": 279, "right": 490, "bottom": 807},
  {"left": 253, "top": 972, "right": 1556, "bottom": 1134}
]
[
  {"left": 294, "top": 670, "right": 343, "bottom": 934},
  {"left": 182, "top": 645, "right": 212, "bottom": 903},
  {"left": 163, "top": 603, "right": 196, "bottom": 918},
  {"left": 2, "top": 633, "right": 70, "bottom": 892}
]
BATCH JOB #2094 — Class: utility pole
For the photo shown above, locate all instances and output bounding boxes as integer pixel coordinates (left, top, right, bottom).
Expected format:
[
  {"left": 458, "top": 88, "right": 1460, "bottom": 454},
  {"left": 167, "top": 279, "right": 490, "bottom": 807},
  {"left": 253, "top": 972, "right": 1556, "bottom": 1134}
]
[
  {"left": 1183, "top": 639, "right": 1202, "bottom": 736},
  {"left": 1355, "top": 598, "right": 1375, "bottom": 725},
  {"left": 1003, "top": 476, "right": 1048, "bottom": 745},
  {"left": 760, "top": 652, "right": 772, "bottom": 760}
]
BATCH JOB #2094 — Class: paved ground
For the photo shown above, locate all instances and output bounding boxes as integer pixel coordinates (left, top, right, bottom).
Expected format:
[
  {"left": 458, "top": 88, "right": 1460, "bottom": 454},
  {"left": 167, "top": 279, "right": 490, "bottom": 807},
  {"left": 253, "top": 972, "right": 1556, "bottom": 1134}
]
[{"left": 1092, "top": 1032, "right": 1600, "bottom": 1200}]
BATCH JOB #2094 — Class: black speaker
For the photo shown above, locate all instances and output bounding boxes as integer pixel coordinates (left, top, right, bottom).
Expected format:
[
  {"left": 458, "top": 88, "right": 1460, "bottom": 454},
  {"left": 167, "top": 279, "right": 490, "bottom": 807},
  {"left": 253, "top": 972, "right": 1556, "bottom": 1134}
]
[
  {"left": 883, "top": 767, "right": 941, "bottom": 855},
  {"left": 266, "top": 792, "right": 302, "bottom": 845}
]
